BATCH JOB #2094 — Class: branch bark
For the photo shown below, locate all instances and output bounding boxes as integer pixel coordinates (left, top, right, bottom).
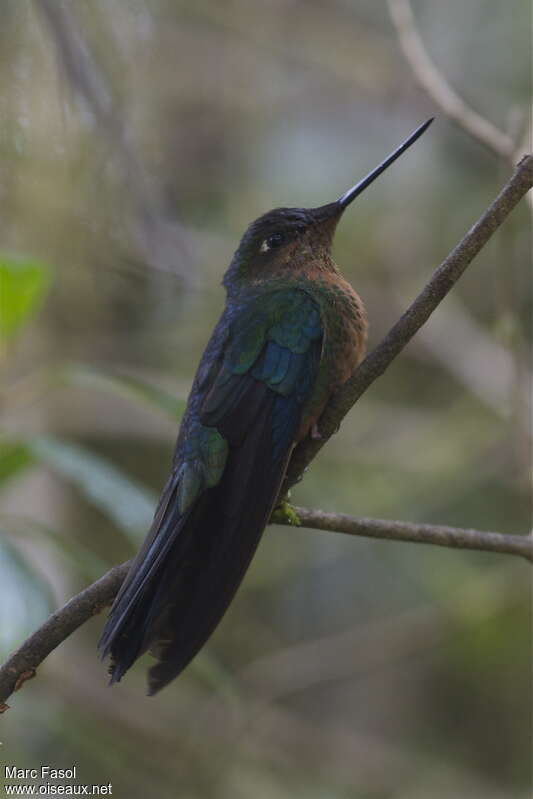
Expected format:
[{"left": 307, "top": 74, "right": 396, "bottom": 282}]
[
  {"left": 283, "top": 154, "right": 533, "bottom": 491},
  {"left": 1, "top": 156, "right": 531, "bottom": 710},
  {"left": 287, "top": 507, "right": 533, "bottom": 562},
  {"left": 1, "top": 500, "right": 531, "bottom": 708},
  {"left": 0, "top": 562, "right": 129, "bottom": 712}
]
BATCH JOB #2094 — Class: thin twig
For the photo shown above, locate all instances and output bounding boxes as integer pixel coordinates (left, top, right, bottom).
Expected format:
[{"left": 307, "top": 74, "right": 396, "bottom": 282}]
[
  {"left": 36, "top": 0, "right": 193, "bottom": 278},
  {"left": 387, "top": 0, "right": 516, "bottom": 160},
  {"left": 283, "top": 154, "right": 533, "bottom": 492},
  {"left": 285, "top": 507, "right": 533, "bottom": 562},
  {"left": 1, "top": 497, "right": 531, "bottom": 707}
]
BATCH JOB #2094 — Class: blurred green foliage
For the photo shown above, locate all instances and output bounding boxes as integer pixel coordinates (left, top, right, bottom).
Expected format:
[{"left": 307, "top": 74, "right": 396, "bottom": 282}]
[
  {"left": 0, "top": 255, "right": 51, "bottom": 341},
  {"left": 29, "top": 436, "right": 157, "bottom": 543}
]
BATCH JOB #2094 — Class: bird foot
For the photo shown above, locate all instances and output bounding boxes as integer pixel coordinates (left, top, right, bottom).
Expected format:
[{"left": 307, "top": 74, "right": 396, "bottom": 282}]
[
  {"left": 311, "top": 423, "right": 322, "bottom": 440},
  {"left": 14, "top": 669, "right": 36, "bottom": 692},
  {"left": 270, "top": 495, "right": 301, "bottom": 526}
]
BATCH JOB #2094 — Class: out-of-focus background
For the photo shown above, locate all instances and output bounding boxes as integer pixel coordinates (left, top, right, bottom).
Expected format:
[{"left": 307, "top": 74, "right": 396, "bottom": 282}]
[{"left": 1, "top": 1, "right": 531, "bottom": 797}]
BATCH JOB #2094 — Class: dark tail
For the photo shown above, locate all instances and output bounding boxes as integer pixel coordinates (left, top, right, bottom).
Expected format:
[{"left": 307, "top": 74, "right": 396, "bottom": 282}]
[{"left": 98, "top": 399, "right": 290, "bottom": 695}]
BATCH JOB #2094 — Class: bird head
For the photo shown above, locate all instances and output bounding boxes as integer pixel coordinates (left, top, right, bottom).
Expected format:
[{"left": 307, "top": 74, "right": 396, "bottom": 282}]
[{"left": 224, "top": 118, "right": 433, "bottom": 291}]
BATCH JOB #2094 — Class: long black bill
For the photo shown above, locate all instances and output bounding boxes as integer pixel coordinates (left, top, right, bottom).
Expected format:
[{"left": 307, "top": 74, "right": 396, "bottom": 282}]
[{"left": 338, "top": 118, "right": 433, "bottom": 209}]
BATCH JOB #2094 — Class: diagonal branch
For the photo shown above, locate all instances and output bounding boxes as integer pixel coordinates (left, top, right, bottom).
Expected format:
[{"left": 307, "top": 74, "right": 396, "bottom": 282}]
[
  {"left": 387, "top": 0, "right": 516, "bottom": 160},
  {"left": 0, "top": 156, "right": 531, "bottom": 710},
  {"left": 0, "top": 562, "right": 129, "bottom": 711},
  {"left": 283, "top": 154, "right": 533, "bottom": 491}
]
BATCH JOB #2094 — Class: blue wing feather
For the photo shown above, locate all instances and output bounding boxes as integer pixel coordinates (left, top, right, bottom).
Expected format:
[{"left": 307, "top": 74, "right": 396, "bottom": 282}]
[{"left": 99, "top": 288, "right": 323, "bottom": 692}]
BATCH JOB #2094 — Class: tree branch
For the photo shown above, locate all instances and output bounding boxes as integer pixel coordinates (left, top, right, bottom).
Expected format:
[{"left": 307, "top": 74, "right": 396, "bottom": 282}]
[
  {"left": 283, "top": 154, "right": 533, "bottom": 492},
  {"left": 284, "top": 507, "right": 533, "bottom": 562},
  {"left": 1, "top": 499, "right": 531, "bottom": 708},
  {"left": 1, "top": 155, "right": 531, "bottom": 710},
  {"left": 387, "top": 0, "right": 516, "bottom": 160},
  {"left": 0, "top": 562, "right": 129, "bottom": 712}
]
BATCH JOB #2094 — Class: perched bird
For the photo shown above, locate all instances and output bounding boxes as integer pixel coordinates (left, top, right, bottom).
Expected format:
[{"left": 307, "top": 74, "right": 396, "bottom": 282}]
[{"left": 99, "top": 119, "right": 432, "bottom": 694}]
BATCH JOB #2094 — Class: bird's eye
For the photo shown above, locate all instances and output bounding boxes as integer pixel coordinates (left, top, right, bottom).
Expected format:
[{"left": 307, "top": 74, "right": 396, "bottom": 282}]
[
  {"left": 259, "top": 225, "right": 306, "bottom": 253},
  {"left": 265, "top": 233, "right": 285, "bottom": 250},
  {"left": 260, "top": 232, "right": 286, "bottom": 252}
]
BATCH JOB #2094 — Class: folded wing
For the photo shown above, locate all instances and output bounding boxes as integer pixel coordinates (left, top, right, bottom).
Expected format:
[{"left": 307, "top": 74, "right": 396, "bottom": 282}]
[{"left": 98, "top": 289, "right": 323, "bottom": 693}]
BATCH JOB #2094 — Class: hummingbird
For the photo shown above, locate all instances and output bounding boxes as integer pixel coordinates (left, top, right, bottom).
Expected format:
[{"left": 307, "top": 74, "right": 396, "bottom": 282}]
[{"left": 98, "top": 118, "right": 433, "bottom": 694}]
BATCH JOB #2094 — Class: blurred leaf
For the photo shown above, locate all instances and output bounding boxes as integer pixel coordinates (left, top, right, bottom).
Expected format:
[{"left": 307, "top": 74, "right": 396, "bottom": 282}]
[
  {"left": 0, "top": 540, "right": 53, "bottom": 654},
  {"left": 0, "top": 254, "right": 52, "bottom": 340},
  {"left": 0, "top": 515, "right": 109, "bottom": 581},
  {"left": 65, "top": 364, "right": 186, "bottom": 420},
  {"left": 0, "top": 441, "right": 34, "bottom": 485},
  {"left": 29, "top": 436, "right": 157, "bottom": 543}
]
